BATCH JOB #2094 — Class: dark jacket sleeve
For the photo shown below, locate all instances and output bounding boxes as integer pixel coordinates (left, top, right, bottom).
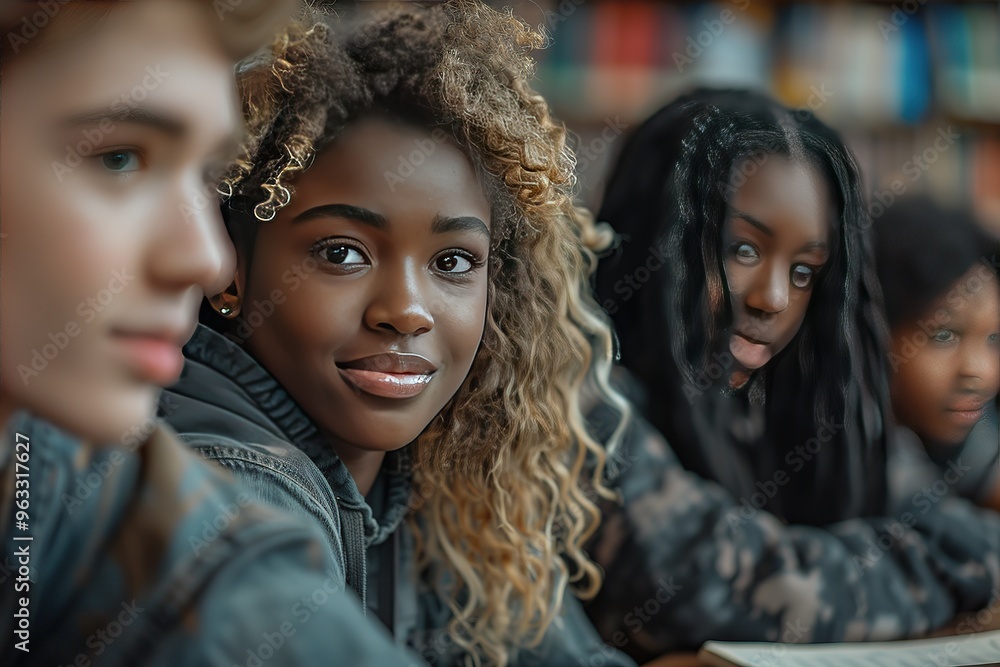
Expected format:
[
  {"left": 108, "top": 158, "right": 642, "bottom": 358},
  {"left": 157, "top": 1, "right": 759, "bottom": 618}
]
[
  {"left": 585, "top": 409, "right": 1000, "bottom": 663},
  {"left": 141, "top": 525, "right": 426, "bottom": 667}
]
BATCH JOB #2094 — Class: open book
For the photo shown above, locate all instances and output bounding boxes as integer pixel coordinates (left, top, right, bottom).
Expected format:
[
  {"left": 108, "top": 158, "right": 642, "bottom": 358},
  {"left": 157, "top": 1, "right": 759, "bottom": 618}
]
[{"left": 697, "top": 629, "right": 1000, "bottom": 667}]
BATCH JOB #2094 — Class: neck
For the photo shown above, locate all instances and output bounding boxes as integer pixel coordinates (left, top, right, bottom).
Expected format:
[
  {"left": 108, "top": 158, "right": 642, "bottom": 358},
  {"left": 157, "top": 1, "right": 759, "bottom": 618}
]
[
  {"left": 333, "top": 445, "right": 386, "bottom": 497},
  {"left": 729, "top": 369, "right": 751, "bottom": 390}
]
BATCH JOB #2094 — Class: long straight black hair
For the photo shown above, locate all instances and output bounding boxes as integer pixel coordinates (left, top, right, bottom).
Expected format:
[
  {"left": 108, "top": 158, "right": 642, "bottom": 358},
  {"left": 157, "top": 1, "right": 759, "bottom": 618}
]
[{"left": 596, "top": 89, "right": 891, "bottom": 524}]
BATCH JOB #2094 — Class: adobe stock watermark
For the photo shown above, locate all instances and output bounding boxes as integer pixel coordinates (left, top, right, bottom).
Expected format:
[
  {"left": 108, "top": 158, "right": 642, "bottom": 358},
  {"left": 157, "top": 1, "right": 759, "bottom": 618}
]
[
  {"left": 235, "top": 568, "right": 346, "bottom": 667},
  {"left": 5, "top": 0, "right": 71, "bottom": 54},
  {"left": 180, "top": 164, "right": 231, "bottom": 225},
  {"left": 580, "top": 577, "right": 683, "bottom": 666},
  {"left": 865, "top": 126, "right": 960, "bottom": 225},
  {"left": 17, "top": 267, "right": 136, "bottom": 385},
  {"left": 64, "top": 599, "right": 145, "bottom": 666},
  {"left": 576, "top": 115, "right": 630, "bottom": 188},
  {"left": 50, "top": 65, "right": 173, "bottom": 183},
  {"left": 601, "top": 86, "right": 834, "bottom": 318},
  {"left": 672, "top": 0, "right": 752, "bottom": 73},
  {"left": 538, "top": 0, "right": 587, "bottom": 34},
  {"left": 60, "top": 396, "right": 181, "bottom": 514},
  {"left": 744, "top": 616, "right": 818, "bottom": 667},
  {"left": 188, "top": 492, "right": 254, "bottom": 556},
  {"left": 383, "top": 128, "right": 450, "bottom": 192},
  {"left": 853, "top": 459, "right": 971, "bottom": 572},
  {"left": 725, "top": 417, "right": 844, "bottom": 529},
  {"left": 888, "top": 257, "right": 999, "bottom": 372},
  {"left": 877, "top": 0, "right": 929, "bottom": 41}
]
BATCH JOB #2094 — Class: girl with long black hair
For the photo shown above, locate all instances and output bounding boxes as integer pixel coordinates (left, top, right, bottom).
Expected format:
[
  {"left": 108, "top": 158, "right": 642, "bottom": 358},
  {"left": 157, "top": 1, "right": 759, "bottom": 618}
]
[
  {"left": 584, "top": 89, "right": 1000, "bottom": 662},
  {"left": 596, "top": 88, "right": 888, "bottom": 525}
]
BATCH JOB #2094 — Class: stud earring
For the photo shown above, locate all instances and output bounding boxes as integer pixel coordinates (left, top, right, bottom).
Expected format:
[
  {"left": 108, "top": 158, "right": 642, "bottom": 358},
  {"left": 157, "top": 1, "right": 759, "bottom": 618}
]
[{"left": 209, "top": 276, "right": 242, "bottom": 320}]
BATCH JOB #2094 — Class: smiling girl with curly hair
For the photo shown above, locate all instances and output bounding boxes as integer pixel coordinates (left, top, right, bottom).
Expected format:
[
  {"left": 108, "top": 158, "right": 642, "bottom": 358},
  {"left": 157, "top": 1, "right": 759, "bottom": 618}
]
[{"left": 161, "top": 2, "right": 632, "bottom": 665}]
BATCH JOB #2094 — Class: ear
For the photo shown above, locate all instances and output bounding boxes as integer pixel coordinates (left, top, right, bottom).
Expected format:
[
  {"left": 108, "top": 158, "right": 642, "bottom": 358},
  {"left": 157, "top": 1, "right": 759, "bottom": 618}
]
[
  {"left": 207, "top": 272, "right": 242, "bottom": 319},
  {"left": 208, "top": 202, "right": 257, "bottom": 319},
  {"left": 223, "top": 201, "right": 258, "bottom": 298}
]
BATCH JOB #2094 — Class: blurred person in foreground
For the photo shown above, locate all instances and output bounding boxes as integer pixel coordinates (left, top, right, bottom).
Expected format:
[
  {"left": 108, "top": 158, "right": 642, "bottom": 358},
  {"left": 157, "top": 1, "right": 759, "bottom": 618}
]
[{"left": 0, "top": 2, "right": 422, "bottom": 664}]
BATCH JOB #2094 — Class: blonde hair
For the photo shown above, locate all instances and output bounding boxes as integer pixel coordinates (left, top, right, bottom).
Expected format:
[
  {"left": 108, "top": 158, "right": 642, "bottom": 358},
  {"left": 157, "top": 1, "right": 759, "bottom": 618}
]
[{"left": 222, "top": 3, "right": 629, "bottom": 664}]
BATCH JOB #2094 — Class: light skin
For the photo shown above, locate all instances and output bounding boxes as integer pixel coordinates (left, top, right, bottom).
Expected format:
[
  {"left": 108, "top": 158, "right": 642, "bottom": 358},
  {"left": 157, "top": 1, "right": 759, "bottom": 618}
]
[
  {"left": 1, "top": 0, "right": 239, "bottom": 446},
  {"left": 890, "top": 268, "right": 1000, "bottom": 448},
  {"left": 721, "top": 155, "right": 831, "bottom": 388},
  {"left": 231, "top": 118, "right": 491, "bottom": 495}
]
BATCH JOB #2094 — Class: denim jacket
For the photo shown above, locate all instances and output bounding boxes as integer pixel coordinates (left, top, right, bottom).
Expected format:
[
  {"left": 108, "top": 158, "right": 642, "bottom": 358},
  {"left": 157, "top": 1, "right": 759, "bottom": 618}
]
[
  {"left": 160, "top": 324, "right": 635, "bottom": 667},
  {"left": 0, "top": 411, "right": 420, "bottom": 666}
]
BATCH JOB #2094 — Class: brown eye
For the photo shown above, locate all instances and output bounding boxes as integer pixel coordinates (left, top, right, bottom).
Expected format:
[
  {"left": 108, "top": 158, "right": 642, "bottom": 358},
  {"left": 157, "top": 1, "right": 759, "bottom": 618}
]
[
  {"left": 435, "top": 253, "right": 473, "bottom": 274},
  {"left": 324, "top": 245, "right": 350, "bottom": 264},
  {"left": 311, "top": 239, "right": 368, "bottom": 270}
]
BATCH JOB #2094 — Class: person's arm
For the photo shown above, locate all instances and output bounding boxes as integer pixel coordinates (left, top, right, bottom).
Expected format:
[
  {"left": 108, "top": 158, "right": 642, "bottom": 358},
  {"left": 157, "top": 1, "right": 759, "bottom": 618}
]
[
  {"left": 139, "top": 522, "right": 426, "bottom": 667},
  {"left": 586, "top": 410, "right": 1000, "bottom": 664}
]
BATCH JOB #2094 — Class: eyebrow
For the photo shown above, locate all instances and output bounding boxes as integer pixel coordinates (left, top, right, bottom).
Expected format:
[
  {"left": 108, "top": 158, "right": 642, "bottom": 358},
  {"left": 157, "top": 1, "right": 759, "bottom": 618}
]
[
  {"left": 292, "top": 204, "right": 388, "bottom": 229},
  {"left": 63, "top": 107, "right": 187, "bottom": 137},
  {"left": 431, "top": 214, "right": 490, "bottom": 240},
  {"left": 63, "top": 106, "right": 245, "bottom": 165},
  {"left": 292, "top": 205, "right": 490, "bottom": 240},
  {"left": 730, "top": 209, "right": 773, "bottom": 237},
  {"left": 730, "top": 208, "right": 829, "bottom": 254}
]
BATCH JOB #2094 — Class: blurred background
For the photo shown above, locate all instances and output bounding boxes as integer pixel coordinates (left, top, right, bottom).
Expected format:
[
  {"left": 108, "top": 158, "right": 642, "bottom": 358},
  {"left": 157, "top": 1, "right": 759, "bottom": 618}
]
[{"left": 479, "top": 0, "right": 1000, "bottom": 235}]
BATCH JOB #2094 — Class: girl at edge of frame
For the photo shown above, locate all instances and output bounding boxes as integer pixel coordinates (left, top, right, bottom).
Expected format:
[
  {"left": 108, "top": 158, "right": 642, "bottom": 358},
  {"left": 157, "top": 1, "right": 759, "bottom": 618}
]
[{"left": 874, "top": 195, "right": 1000, "bottom": 512}]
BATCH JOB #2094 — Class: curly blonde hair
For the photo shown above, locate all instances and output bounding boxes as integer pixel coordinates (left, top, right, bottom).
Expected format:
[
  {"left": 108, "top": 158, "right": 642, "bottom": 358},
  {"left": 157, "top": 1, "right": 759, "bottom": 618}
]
[{"left": 221, "top": 2, "right": 629, "bottom": 664}]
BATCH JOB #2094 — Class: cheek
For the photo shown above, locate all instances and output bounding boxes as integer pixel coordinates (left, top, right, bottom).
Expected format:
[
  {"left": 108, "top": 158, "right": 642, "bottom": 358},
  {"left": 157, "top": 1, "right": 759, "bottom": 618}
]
[
  {"left": 264, "top": 276, "right": 359, "bottom": 355},
  {"left": 891, "top": 344, "right": 948, "bottom": 411},
  {"left": 784, "top": 292, "right": 813, "bottom": 334},
  {"left": 437, "top": 284, "right": 488, "bottom": 369},
  {"left": 723, "top": 259, "right": 746, "bottom": 294},
  {"left": 723, "top": 260, "right": 750, "bottom": 308}
]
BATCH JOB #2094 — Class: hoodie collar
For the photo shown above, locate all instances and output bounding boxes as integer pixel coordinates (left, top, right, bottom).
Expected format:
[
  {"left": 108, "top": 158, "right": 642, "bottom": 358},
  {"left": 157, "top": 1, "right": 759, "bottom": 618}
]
[{"left": 182, "top": 324, "right": 411, "bottom": 545}]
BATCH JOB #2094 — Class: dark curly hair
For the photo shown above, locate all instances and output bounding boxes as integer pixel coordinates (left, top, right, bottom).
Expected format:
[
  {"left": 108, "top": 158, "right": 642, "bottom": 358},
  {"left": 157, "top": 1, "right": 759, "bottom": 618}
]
[
  {"left": 218, "top": 2, "right": 627, "bottom": 664},
  {"left": 596, "top": 89, "right": 891, "bottom": 525}
]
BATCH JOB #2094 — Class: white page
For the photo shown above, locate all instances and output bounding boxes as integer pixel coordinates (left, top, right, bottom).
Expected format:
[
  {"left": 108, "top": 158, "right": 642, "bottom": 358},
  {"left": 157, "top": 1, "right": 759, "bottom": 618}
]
[{"left": 698, "top": 629, "right": 1000, "bottom": 667}]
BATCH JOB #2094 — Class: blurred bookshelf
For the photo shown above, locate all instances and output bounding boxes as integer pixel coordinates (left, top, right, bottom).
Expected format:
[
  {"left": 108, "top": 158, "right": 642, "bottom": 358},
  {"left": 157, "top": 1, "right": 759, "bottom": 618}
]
[{"left": 495, "top": 0, "right": 1000, "bottom": 232}]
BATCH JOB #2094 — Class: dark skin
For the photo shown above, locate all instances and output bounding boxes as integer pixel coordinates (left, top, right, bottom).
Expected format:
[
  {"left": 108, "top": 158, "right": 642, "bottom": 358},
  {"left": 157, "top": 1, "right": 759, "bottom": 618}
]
[
  {"left": 233, "top": 118, "right": 491, "bottom": 494},
  {"left": 722, "top": 155, "right": 831, "bottom": 388},
  {"left": 890, "top": 268, "right": 999, "bottom": 448}
]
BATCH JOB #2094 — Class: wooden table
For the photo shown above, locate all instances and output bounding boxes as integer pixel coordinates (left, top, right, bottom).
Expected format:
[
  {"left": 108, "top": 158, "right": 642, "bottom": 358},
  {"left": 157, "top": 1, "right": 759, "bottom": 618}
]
[{"left": 640, "top": 611, "right": 1000, "bottom": 667}]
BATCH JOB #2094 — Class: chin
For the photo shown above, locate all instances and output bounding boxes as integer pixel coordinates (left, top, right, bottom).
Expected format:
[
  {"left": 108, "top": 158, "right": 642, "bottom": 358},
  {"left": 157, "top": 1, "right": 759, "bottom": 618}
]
[
  {"left": 34, "top": 386, "right": 159, "bottom": 446},
  {"left": 363, "top": 433, "right": 419, "bottom": 453}
]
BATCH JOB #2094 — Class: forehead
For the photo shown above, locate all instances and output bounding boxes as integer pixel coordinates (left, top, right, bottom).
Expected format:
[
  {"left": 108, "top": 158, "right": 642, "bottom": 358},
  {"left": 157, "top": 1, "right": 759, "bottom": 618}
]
[
  {"left": 286, "top": 118, "right": 491, "bottom": 222},
  {"left": 927, "top": 265, "right": 1000, "bottom": 320},
  {"left": 3, "top": 2, "right": 237, "bottom": 140},
  {"left": 727, "top": 155, "right": 831, "bottom": 242}
]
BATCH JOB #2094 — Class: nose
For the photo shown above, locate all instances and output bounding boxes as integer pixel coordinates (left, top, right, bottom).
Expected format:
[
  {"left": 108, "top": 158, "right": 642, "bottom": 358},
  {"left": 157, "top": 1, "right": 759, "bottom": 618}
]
[
  {"left": 958, "top": 337, "right": 1000, "bottom": 388},
  {"left": 743, "top": 261, "right": 789, "bottom": 314},
  {"left": 363, "top": 257, "right": 434, "bottom": 336},
  {"left": 147, "top": 172, "right": 235, "bottom": 295}
]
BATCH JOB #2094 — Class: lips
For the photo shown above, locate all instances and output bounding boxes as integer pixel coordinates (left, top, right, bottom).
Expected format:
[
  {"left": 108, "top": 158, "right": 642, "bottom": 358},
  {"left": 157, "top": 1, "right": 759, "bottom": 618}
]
[
  {"left": 730, "top": 330, "right": 773, "bottom": 370},
  {"left": 735, "top": 330, "right": 769, "bottom": 346},
  {"left": 948, "top": 396, "right": 991, "bottom": 413},
  {"left": 946, "top": 396, "right": 992, "bottom": 422},
  {"left": 336, "top": 352, "right": 437, "bottom": 399},
  {"left": 111, "top": 327, "right": 187, "bottom": 385}
]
